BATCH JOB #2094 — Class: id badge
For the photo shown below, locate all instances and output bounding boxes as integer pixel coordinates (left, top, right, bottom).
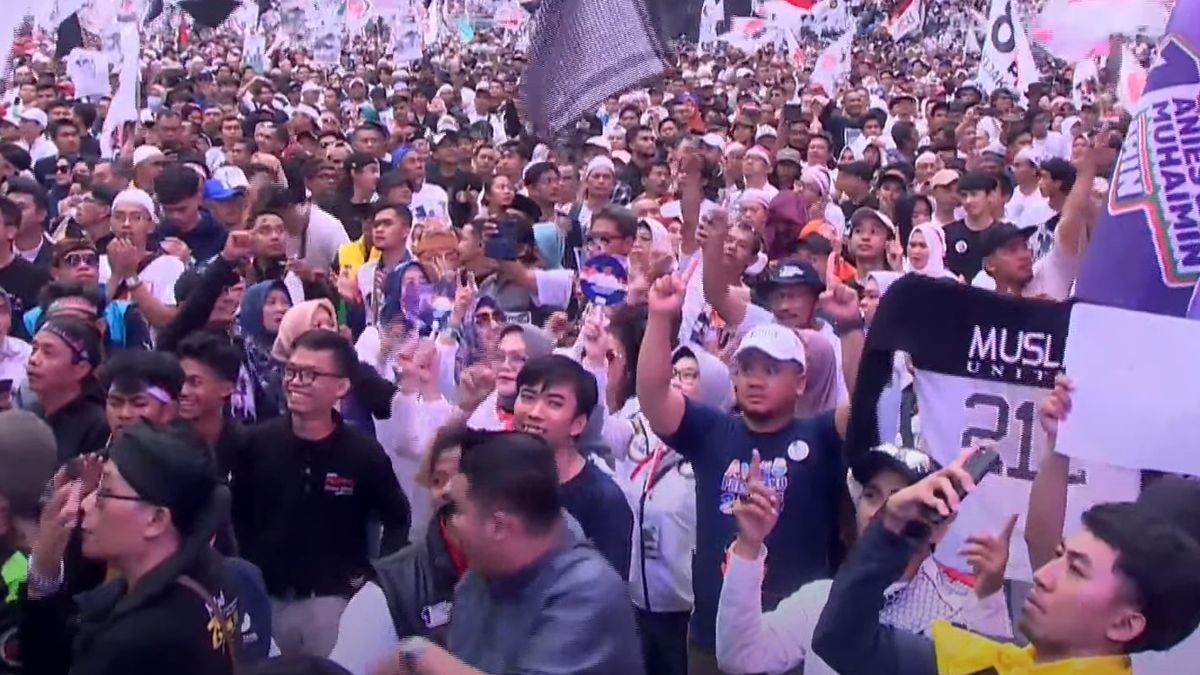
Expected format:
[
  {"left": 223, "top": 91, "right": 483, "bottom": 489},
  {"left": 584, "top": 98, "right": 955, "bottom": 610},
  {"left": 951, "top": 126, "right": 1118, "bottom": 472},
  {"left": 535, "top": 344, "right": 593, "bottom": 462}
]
[{"left": 642, "top": 524, "right": 662, "bottom": 559}]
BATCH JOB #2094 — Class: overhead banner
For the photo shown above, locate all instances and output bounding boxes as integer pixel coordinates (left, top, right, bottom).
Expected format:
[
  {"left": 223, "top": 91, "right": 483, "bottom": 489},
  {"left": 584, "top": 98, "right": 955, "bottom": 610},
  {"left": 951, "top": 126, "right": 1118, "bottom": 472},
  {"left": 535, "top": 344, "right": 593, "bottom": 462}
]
[{"left": 1075, "top": 0, "right": 1200, "bottom": 318}]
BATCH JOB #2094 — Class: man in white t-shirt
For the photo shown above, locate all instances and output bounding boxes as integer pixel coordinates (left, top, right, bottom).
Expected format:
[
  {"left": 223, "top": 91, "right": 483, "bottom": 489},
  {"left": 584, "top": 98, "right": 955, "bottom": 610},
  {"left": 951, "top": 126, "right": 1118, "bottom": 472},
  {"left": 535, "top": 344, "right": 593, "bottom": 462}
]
[
  {"left": 100, "top": 189, "right": 184, "bottom": 329},
  {"left": 971, "top": 223, "right": 1077, "bottom": 301},
  {"left": 394, "top": 147, "right": 449, "bottom": 223}
]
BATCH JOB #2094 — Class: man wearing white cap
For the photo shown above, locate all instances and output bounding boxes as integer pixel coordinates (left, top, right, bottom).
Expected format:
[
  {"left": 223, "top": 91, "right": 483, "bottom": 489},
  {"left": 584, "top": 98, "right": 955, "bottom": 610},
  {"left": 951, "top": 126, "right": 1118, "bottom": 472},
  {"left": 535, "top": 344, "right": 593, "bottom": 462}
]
[
  {"left": 16, "top": 109, "right": 55, "bottom": 163},
  {"left": 1005, "top": 148, "right": 1047, "bottom": 225},
  {"left": 131, "top": 146, "right": 168, "bottom": 196},
  {"left": 101, "top": 188, "right": 184, "bottom": 329},
  {"left": 638, "top": 274, "right": 863, "bottom": 673}
]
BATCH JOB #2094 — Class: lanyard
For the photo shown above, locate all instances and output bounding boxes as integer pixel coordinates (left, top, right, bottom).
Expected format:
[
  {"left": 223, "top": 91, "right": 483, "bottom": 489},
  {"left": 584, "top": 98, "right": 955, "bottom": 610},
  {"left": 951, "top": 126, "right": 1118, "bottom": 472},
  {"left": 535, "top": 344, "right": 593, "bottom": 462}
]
[{"left": 630, "top": 447, "right": 680, "bottom": 500}]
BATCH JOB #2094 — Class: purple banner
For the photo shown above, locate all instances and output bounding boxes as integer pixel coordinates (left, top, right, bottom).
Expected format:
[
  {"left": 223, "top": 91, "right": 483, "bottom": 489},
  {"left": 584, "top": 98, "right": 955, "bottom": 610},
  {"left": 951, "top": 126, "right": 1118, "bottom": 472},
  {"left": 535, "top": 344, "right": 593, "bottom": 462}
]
[{"left": 1075, "top": 0, "right": 1200, "bottom": 318}]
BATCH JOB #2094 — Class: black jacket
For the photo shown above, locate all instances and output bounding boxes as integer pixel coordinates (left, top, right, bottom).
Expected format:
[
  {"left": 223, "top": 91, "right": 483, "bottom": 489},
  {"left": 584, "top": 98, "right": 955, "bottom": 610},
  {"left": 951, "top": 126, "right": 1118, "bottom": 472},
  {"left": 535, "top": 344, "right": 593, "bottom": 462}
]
[
  {"left": 811, "top": 519, "right": 939, "bottom": 675},
  {"left": 374, "top": 512, "right": 462, "bottom": 645},
  {"left": 20, "top": 551, "right": 241, "bottom": 675},
  {"left": 31, "top": 387, "right": 109, "bottom": 463},
  {"left": 231, "top": 415, "right": 411, "bottom": 598}
]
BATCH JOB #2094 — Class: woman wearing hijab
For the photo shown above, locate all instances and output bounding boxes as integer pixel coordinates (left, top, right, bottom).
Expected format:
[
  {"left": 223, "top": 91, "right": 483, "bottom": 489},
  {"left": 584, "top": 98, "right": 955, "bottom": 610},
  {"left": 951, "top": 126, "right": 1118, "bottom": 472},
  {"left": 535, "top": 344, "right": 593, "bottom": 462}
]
[
  {"left": 573, "top": 156, "right": 617, "bottom": 234},
  {"left": 235, "top": 280, "right": 294, "bottom": 422},
  {"left": 0, "top": 290, "right": 31, "bottom": 405},
  {"left": 905, "top": 223, "right": 957, "bottom": 280},
  {"left": 465, "top": 323, "right": 556, "bottom": 432}
]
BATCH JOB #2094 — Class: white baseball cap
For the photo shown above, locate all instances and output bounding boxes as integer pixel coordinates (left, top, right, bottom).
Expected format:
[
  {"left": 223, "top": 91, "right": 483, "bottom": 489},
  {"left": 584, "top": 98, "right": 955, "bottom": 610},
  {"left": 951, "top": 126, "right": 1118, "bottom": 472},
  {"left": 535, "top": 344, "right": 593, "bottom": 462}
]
[
  {"left": 300, "top": 81, "right": 323, "bottom": 95},
  {"left": 735, "top": 324, "right": 807, "bottom": 368},
  {"left": 700, "top": 132, "right": 726, "bottom": 151},
  {"left": 19, "top": 108, "right": 47, "bottom": 128},
  {"left": 585, "top": 136, "right": 612, "bottom": 152},
  {"left": 755, "top": 125, "right": 778, "bottom": 141}
]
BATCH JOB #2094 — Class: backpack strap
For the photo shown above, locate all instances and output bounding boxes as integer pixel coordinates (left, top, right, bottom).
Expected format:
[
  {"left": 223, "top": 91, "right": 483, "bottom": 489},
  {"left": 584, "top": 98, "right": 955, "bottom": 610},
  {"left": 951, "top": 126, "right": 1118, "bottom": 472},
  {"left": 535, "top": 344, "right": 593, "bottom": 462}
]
[{"left": 176, "top": 574, "right": 240, "bottom": 673}]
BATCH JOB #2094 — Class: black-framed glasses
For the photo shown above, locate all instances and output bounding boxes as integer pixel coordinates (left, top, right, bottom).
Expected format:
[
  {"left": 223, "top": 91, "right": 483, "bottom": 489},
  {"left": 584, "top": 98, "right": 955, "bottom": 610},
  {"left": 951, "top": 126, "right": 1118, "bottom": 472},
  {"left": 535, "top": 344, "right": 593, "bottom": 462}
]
[
  {"left": 283, "top": 366, "right": 343, "bottom": 385},
  {"left": 95, "top": 489, "right": 149, "bottom": 504},
  {"left": 56, "top": 165, "right": 71, "bottom": 174}
]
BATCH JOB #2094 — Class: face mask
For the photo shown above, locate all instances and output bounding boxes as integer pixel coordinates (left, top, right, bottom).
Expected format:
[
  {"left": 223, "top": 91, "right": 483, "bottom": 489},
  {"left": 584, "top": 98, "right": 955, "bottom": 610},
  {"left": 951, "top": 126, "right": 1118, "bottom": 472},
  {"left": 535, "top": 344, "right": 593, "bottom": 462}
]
[{"left": 147, "top": 96, "right": 163, "bottom": 111}]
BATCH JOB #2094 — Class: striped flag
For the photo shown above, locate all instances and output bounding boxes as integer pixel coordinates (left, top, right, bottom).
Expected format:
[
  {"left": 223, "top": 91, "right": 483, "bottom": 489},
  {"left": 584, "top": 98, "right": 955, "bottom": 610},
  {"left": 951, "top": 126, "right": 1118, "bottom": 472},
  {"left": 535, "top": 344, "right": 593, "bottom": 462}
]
[{"left": 521, "top": 0, "right": 668, "bottom": 137}]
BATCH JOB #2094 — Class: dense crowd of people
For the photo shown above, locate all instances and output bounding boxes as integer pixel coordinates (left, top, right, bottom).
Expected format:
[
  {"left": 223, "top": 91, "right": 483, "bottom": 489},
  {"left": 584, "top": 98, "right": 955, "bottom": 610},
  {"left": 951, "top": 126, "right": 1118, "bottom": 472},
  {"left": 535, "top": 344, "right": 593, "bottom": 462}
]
[{"left": 0, "top": 1, "right": 1198, "bottom": 675}]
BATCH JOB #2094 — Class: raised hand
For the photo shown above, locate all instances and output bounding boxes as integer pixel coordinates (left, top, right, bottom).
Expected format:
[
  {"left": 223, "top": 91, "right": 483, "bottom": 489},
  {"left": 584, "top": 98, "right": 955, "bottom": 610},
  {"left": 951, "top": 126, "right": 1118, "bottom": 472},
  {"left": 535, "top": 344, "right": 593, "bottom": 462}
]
[
  {"left": 818, "top": 273, "right": 862, "bottom": 327},
  {"left": 221, "top": 230, "right": 254, "bottom": 264},
  {"left": 962, "top": 513, "right": 1019, "bottom": 599},
  {"left": 106, "top": 237, "right": 140, "bottom": 280},
  {"left": 1038, "top": 374, "right": 1073, "bottom": 439},
  {"left": 731, "top": 450, "right": 779, "bottom": 559},
  {"left": 457, "top": 364, "right": 496, "bottom": 413},
  {"left": 646, "top": 273, "right": 686, "bottom": 317},
  {"left": 882, "top": 447, "right": 979, "bottom": 535}
]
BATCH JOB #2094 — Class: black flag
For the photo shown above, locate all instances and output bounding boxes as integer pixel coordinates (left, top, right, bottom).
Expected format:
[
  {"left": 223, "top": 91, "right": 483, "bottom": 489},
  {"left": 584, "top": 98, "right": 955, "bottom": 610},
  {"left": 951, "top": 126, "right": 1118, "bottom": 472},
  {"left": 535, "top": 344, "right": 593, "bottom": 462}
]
[
  {"left": 521, "top": 0, "right": 667, "bottom": 137},
  {"left": 144, "top": 0, "right": 165, "bottom": 24},
  {"left": 54, "top": 13, "right": 83, "bottom": 59},
  {"left": 178, "top": 0, "right": 239, "bottom": 29}
]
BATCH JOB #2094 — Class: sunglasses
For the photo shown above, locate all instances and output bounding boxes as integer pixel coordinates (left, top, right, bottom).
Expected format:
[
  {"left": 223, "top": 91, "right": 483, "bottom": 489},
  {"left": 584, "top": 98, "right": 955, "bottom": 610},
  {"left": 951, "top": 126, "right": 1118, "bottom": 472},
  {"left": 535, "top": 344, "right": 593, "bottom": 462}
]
[
  {"left": 56, "top": 165, "right": 71, "bottom": 174},
  {"left": 474, "top": 310, "right": 498, "bottom": 325},
  {"left": 63, "top": 252, "right": 99, "bottom": 268}
]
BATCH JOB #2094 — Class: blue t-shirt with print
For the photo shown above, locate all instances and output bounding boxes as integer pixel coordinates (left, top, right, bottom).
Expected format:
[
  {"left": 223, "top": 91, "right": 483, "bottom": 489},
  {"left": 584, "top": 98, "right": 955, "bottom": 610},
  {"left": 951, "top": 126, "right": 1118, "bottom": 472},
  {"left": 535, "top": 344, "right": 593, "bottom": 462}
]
[{"left": 661, "top": 399, "right": 845, "bottom": 651}]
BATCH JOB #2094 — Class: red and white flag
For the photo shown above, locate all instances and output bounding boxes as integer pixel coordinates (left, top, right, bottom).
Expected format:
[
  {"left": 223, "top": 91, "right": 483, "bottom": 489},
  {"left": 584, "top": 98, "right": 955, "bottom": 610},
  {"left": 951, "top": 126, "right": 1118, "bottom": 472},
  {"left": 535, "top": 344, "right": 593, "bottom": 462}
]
[
  {"left": 810, "top": 27, "right": 853, "bottom": 96},
  {"left": 884, "top": 0, "right": 923, "bottom": 41}
]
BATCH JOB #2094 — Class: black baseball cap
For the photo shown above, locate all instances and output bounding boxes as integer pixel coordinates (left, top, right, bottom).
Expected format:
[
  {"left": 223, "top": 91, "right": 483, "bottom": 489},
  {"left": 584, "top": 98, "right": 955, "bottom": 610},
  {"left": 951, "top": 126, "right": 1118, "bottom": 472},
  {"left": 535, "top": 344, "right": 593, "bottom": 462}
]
[
  {"left": 849, "top": 444, "right": 936, "bottom": 497},
  {"left": 839, "top": 160, "right": 875, "bottom": 182},
  {"left": 755, "top": 260, "right": 826, "bottom": 299},
  {"left": 979, "top": 222, "right": 1038, "bottom": 258}
]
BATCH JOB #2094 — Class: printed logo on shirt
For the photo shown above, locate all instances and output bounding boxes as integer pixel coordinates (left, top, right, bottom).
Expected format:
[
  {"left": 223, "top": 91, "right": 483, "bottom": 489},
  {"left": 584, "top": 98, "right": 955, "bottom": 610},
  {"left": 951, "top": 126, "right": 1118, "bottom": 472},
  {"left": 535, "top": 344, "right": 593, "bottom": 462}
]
[
  {"left": 323, "top": 473, "right": 356, "bottom": 497},
  {"left": 421, "top": 601, "right": 452, "bottom": 628},
  {"left": 718, "top": 455, "right": 790, "bottom": 515},
  {"left": 954, "top": 239, "right": 968, "bottom": 254}
]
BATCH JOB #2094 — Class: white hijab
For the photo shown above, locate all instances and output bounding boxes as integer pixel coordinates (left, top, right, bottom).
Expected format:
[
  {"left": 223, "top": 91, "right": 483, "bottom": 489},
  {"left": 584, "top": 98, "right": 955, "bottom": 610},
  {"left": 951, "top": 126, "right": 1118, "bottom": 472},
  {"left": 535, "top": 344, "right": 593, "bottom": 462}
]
[{"left": 906, "top": 223, "right": 952, "bottom": 279}]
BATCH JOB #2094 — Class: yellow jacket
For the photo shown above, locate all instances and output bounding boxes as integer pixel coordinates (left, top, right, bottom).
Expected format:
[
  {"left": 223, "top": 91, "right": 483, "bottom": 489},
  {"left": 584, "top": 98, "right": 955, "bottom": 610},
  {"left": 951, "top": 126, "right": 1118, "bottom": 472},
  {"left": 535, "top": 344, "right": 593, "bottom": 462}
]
[{"left": 933, "top": 621, "right": 1132, "bottom": 675}]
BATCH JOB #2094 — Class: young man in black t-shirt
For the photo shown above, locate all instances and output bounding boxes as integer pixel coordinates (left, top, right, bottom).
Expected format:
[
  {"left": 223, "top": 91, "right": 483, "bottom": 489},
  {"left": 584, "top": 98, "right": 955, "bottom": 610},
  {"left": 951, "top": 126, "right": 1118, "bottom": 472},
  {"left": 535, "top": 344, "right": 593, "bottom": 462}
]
[
  {"left": 943, "top": 171, "right": 1003, "bottom": 281},
  {"left": 513, "top": 354, "right": 634, "bottom": 581}
]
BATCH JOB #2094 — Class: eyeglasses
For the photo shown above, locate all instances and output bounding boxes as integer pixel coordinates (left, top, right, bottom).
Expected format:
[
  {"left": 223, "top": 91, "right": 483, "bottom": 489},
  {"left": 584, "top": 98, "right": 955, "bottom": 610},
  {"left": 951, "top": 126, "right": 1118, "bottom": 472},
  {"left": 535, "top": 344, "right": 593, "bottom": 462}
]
[
  {"left": 671, "top": 368, "right": 700, "bottom": 384},
  {"left": 95, "top": 489, "right": 149, "bottom": 505},
  {"left": 586, "top": 234, "right": 612, "bottom": 247},
  {"left": 63, "top": 252, "right": 98, "bottom": 268},
  {"left": 496, "top": 351, "right": 527, "bottom": 367},
  {"left": 283, "top": 366, "right": 343, "bottom": 385},
  {"left": 474, "top": 310, "right": 498, "bottom": 326},
  {"left": 56, "top": 165, "right": 71, "bottom": 174}
]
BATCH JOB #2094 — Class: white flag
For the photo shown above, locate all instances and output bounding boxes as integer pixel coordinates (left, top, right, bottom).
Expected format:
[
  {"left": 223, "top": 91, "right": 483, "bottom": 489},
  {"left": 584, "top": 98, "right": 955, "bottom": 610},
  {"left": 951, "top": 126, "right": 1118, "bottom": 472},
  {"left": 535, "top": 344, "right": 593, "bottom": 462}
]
[
  {"left": 1115, "top": 44, "right": 1149, "bottom": 113},
  {"left": 977, "top": 0, "right": 1039, "bottom": 99},
  {"left": 100, "top": 21, "right": 140, "bottom": 160},
  {"left": 784, "top": 28, "right": 806, "bottom": 70},
  {"left": 699, "top": 0, "right": 724, "bottom": 44},
  {"left": 719, "top": 17, "right": 780, "bottom": 53},
  {"left": 811, "top": 28, "right": 853, "bottom": 96},
  {"left": 885, "top": 0, "right": 924, "bottom": 41},
  {"left": 1071, "top": 57, "right": 1099, "bottom": 108}
]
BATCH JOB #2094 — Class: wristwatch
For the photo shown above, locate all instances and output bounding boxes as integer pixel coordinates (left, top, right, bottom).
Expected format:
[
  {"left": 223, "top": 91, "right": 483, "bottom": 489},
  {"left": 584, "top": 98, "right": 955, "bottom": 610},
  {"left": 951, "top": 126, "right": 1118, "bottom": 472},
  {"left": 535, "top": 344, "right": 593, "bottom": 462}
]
[
  {"left": 25, "top": 556, "right": 64, "bottom": 598},
  {"left": 397, "top": 636, "right": 431, "bottom": 671},
  {"left": 125, "top": 274, "right": 144, "bottom": 290}
]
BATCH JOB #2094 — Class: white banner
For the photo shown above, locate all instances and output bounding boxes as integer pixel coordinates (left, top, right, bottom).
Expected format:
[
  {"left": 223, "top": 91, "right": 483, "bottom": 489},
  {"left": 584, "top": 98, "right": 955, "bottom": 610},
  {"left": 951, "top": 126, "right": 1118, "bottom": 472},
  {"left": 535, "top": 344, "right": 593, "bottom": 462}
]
[
  {"left": 100, "top": 20, "right": 140, "bottom": 160},
  {"left": 976, "top": 0, "right": 1039, "bottom": 99},
  {"left": 699, "top": 0, "right": 724, "bottom": 43},
  {"left": 65, "top": 49, "right": 111, "bottom": 99},
  {"left": 719, "top": 17, "right": 780, "bottom": 53},
  {"left": 393, "top": 2, "right": 424, "bottom": 63}
]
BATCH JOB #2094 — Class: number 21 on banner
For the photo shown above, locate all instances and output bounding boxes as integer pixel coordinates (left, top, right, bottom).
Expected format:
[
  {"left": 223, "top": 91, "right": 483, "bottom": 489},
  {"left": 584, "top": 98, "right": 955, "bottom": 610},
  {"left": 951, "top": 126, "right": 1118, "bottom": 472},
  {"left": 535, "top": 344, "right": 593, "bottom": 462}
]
[{"left": 958, "top": 393, "right": 1086, "bottom": 485}]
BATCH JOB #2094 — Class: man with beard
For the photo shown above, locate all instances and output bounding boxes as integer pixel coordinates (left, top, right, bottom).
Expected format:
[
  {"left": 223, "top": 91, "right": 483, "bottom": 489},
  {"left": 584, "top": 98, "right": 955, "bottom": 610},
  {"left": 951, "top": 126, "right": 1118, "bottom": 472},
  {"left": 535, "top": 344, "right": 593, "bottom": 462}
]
[{"left": 617, "top": 126, "right": 659, "bottom": 204}]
